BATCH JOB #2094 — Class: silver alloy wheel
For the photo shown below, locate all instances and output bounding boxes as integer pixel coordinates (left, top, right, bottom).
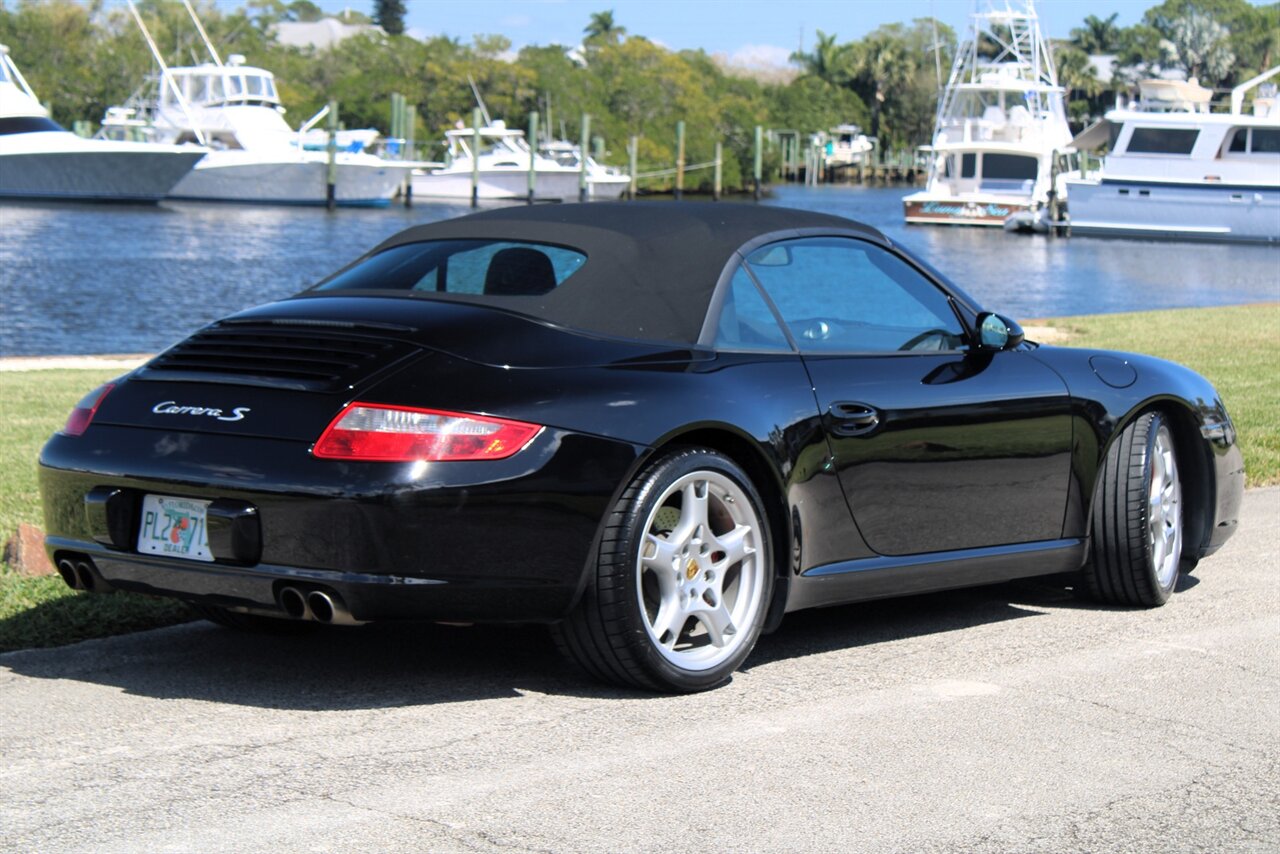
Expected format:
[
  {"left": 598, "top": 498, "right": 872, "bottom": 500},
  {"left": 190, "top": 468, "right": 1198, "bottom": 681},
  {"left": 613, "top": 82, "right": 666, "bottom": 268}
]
[
  {"left": 1149, "top": 424, "right": 1183, "bottom": 588},
  {"left": 636, "top": 470, "right": 766, "bottom": 671}
]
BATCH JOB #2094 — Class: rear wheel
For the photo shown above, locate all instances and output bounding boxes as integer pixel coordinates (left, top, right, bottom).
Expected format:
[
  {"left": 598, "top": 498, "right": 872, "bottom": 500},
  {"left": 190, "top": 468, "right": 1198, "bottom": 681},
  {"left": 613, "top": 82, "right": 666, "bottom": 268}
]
[
  {"left": 553, "top": 448, "right": 773, "bottom": 692},
  {"left": 1081, "top": 411, "right": 1183, "bottom": 607}
]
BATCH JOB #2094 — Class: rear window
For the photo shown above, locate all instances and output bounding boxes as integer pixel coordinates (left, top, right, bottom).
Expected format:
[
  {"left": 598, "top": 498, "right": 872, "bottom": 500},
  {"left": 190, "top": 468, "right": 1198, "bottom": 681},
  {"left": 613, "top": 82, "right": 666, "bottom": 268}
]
[{"left": 312, "top": 240, "right": 587, "bottom": 297}]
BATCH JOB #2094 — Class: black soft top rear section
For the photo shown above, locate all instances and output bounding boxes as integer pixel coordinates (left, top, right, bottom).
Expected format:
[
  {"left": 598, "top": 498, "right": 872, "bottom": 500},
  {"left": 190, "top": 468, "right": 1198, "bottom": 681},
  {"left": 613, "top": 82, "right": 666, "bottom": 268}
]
[{"left": 307, "top": 203, "right": 884, "bottom": 345}]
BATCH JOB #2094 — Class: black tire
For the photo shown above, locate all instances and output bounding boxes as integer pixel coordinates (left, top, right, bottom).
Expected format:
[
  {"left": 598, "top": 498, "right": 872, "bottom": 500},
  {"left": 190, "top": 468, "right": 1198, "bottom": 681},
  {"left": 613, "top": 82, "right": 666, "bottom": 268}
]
[
  {"left": 1081, "top": 411, "right": 1184, "bottom": 607},
  {"left": 553, "top": 448, "right": 774, "bottom": 693},
  {"left": 190, "top": 603, "right": 317, "bottom": 634}
]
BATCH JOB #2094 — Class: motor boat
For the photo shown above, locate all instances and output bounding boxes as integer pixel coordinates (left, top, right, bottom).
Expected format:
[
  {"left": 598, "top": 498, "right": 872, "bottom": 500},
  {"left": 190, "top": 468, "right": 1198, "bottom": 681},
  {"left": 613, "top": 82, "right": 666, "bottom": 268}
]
[
  {"left": 0, "top": 44, "right": 203, "bottom": 202},
  {"left": 1063, "top": 69, "right": 1279, "bottom": 242},
  {"left": 100, "top": 55, "right": 415, "bottom": 207},
  {"left": 903, "top": 0, "right": 1072, "bottom": 227},
  {"left": 538, "top": 139, "right": 630, "bottom": 200},
  {"left": 413, "top": 122, "right": 628, "bottom": 201},
  {"left": 822, "top": 124, "right": 875, "bottom": 168}
]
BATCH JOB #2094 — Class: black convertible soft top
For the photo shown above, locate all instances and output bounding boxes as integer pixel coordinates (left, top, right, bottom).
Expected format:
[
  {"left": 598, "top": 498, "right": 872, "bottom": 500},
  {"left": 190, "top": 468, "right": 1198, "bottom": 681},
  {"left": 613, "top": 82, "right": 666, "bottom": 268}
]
[{"left": 343, "top": 202, "right": 885, "bottom": 344}]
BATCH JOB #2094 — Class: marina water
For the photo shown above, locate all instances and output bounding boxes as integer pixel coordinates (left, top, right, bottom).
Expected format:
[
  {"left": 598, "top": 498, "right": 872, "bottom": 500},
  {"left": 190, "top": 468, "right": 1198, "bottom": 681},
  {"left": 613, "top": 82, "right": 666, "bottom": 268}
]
[{"left": 2, "top": 184, "right": 1277, "bottom": 357}]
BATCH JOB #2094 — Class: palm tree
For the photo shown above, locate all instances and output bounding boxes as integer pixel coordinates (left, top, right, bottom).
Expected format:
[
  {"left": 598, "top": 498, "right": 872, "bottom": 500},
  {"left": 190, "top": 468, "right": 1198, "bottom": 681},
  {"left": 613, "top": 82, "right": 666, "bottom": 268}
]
[
  {"left": 1071, "top": 13, "right": 1121, "bottom": 54},
  {"left": 850, "top": 32, "right": 917, "bottom": 140},
  {"left": 790, "top": 30, "right": 852, "bottom": 87},
  {"left": 584, "top": 10, "right": 626, "bottom": 45}
]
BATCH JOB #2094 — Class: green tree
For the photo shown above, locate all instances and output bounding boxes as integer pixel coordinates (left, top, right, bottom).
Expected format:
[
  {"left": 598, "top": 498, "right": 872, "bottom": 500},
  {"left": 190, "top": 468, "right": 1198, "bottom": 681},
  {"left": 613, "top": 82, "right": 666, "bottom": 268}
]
[
  {"left": 372, "top": 0, "right": 405, "bottom": 36},
  {"left": 790, "top": 30, "right": 852, "bottom": 87},
  {"left": 1159, "top": 8, "right": 1236, "bottom": 84},
  {"left": 584, "top": 10, "right": 625, "bottom": 45},
  {"left": 849, "top": 26, "right": 918, "bottom": 141},
  {"left": 1071, "top": 13, "right": 1122, "bottom": 54}
]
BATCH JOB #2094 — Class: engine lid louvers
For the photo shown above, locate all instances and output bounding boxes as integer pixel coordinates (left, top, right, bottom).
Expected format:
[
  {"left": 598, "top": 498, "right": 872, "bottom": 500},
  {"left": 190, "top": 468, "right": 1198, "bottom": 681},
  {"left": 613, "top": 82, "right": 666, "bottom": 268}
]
[{"left": 137, "top": 321, "right": 420, "bottom": 392}]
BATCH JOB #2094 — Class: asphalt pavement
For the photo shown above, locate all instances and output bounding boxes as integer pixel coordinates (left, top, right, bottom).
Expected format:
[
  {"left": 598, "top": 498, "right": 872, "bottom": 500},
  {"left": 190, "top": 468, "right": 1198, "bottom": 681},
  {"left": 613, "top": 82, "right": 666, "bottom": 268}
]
[{"left": 2, "top": 489, "right": 1277, "bottom": 853}]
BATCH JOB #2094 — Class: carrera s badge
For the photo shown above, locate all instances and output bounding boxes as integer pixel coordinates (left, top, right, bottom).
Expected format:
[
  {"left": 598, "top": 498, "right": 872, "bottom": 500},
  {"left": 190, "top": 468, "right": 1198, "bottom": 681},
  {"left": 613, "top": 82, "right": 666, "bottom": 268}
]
[{"left": 152, "top": 401, "right": 250, "bottom": 422}]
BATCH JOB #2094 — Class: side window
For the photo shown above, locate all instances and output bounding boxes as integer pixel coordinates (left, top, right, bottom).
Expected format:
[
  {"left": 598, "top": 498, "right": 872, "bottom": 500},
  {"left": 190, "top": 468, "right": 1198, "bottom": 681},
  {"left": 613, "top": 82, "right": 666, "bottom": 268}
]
[
  {"left": 744, "top": 238, "right": 967, "bottom": 353},
  {"left": 960, "top": 153, "right": 977, "bottom": 178},
  {"left": 1251, "top": 129, "right": 1280, "bottom": 154},
  {"left": 713, "top": 267, "right": 791, "bottom": 351}
]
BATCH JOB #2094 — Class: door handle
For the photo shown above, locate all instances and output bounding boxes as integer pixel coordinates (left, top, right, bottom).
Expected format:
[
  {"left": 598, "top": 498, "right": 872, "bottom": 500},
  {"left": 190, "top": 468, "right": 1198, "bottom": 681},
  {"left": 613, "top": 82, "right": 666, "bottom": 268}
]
[{"left": 829, "top": 402, "right": 880, "bottom": 437}]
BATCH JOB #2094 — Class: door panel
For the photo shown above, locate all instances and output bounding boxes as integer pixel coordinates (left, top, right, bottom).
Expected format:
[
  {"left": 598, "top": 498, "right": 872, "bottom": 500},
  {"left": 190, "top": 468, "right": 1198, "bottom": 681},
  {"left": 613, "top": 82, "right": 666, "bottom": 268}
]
[{"left": 804, "top": 351, "right": 1072, "bottom": 556}]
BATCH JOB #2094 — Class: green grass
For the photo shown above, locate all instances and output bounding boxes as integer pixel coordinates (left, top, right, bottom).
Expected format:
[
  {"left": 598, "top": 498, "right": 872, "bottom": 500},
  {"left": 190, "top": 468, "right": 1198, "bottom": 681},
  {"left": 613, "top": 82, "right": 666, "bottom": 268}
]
[
  {"left": 1, "top": 302, "right": 1276, "bottom": 652},
  {"left": 0, "top": 369, "right": 193, "bottom": 653},
  {"left": 1043, "top": 303, "right": 1280, "bottom": 488}
]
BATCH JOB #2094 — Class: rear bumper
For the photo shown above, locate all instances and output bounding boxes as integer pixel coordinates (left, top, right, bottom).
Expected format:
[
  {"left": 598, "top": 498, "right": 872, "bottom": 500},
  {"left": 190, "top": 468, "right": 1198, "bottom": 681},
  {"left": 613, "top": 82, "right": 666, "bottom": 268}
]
[{"left": 40, "top": 425, "right": 643, "bottom": 622}]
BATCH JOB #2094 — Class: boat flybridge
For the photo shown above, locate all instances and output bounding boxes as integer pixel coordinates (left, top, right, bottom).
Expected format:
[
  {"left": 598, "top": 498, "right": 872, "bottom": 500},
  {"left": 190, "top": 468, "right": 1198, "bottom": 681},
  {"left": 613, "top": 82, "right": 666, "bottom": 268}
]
[
  {"left": 1062, "top": 69, "right": 1280, "bottom": 242},
  {"left": 101, "top": 54, "right": 415, "bottom": 206},
  {"left": 903, "top": 0, "right": 1072, "bottom": 227},
  {"left": 412, "top": 121, "right": 629, "bottom": 201},
  {"left": 0, "top": 44, "right": 203, "bottom": 202}
]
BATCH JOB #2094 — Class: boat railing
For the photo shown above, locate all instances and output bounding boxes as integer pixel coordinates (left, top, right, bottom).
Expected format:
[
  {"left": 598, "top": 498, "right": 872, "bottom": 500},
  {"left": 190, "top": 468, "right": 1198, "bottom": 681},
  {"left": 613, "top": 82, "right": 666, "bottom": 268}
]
[
  {"left": 297, "top": 104, "right": 331, "bottom": 151},
  {"left": 1230, "top": 65, "right": 1280, "bottom": 116}
]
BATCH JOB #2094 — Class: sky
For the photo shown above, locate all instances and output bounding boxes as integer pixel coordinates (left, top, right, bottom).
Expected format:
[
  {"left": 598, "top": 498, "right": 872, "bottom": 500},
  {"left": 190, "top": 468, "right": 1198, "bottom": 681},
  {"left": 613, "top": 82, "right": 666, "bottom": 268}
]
[{"left": 288, "top": 0, "right": 1172, "bottom": 65}]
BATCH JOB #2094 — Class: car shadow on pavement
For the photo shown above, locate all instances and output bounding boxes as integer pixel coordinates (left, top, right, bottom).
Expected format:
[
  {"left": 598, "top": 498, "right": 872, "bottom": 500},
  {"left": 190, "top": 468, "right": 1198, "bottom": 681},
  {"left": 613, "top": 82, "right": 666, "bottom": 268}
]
[{"left": 0, "top": 575, "right": 1113, "bottom": 708}]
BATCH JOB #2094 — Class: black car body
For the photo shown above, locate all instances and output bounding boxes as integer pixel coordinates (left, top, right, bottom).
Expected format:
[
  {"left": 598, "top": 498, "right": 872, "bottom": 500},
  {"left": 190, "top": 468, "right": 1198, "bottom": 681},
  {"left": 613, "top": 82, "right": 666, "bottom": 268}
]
[{"left": 40, "top": 203, "right": 1245, "bottom": 691}]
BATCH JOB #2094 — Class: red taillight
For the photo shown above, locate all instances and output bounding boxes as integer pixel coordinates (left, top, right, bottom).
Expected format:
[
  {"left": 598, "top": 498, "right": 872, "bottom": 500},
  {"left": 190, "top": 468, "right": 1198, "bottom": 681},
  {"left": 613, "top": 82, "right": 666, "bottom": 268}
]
[
  {"left": 62, "top": 383, "right": 115, "bottom": 437},
  {"left": 312, "top": 403, "right": 542, "bottom": 462}
]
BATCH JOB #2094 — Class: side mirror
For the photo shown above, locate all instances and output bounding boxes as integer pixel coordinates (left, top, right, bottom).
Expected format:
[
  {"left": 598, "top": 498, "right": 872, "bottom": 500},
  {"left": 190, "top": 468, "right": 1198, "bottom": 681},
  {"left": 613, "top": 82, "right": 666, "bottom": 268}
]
[{"left": 976, "top": 312, "right": 1025, "bottom": 351}]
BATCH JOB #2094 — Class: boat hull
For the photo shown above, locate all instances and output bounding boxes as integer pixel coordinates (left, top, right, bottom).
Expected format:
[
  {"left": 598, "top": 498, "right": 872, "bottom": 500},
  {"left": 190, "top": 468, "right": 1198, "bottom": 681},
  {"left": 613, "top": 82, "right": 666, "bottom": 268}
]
[
  {"left": 412, "top": 169, "right": 627, "bottom": 202},
  {"left": 1064, "top": 178, "right": 1280, "bottom": 243},
  {"left": 0, "top": 137, "right": 204, "bottom": 202},
  {"left": 902, "top": 196, "right": 1033, "bottom": 227},
  {"left": 169, "top": 153, "right": 412, "bottom": 207}
]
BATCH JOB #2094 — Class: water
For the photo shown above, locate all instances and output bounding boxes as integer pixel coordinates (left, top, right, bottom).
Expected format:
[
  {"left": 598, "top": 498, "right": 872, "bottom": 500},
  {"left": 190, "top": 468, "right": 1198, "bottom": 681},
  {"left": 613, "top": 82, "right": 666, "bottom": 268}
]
[{"left": 2, "top": 186, "right": 1277, "bottom": 356}]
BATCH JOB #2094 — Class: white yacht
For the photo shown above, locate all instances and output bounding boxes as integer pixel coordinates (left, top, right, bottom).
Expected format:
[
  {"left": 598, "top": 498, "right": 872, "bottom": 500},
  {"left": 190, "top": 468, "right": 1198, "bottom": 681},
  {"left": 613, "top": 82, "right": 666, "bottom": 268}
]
[
  {"left": 101, "top": 55, "right": 415, "bottom": 207},
  {"left": 823, "top": 124, "right": 874, "bottom": 168},
  {"left": 413, "top": 122, "right": 628, "bottom": 201},
  {"left": 903, "top": 0, "right": 1072, "bottom": 227},
  {"left": 0, "top": 44, "right": 203, "bottom": 202},
  {"left": 1063, "top": 69, "right": 1280, "bottom": 242},
  {"left": 539, "top": 139, "right": 630, "bottom": 200}
]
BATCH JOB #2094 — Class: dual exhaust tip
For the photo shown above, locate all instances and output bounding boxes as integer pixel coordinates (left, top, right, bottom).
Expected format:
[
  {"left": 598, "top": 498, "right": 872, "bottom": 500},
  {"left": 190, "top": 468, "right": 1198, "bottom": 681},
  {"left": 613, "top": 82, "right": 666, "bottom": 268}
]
[
  {"left": 55, "top": 554, "right": 356, "bottom": 626},
  {"left": 278, "top": 586, "right": 359, "bottom": 625},
  {"left": 56, "top": 556, "right": 104, "bottom": 592}
]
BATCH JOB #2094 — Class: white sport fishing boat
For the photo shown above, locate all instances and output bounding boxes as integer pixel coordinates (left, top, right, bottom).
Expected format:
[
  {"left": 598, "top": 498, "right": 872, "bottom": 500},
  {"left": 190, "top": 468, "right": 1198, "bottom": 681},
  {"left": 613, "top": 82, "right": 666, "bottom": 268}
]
[
  {"left": 539, "top": 139, "right": 630, "bottom": 199},
  {"left": 903, "top": 0, "right": 1072, "bottom": 227},
  {"left": 0, "top": 44, "right": 203, "bottom": 202},
  {"left": 823, "top": 124, "right": 875, "bottom": 168},
  {"left": 100, "top": 3, "right": 414, "bottom": 207},
  {"left": 413, "top": 122, "right": 628, "bottom": 201},
  {"left": 1063, "top": 68, "right": 1280, "bottom": 242}
]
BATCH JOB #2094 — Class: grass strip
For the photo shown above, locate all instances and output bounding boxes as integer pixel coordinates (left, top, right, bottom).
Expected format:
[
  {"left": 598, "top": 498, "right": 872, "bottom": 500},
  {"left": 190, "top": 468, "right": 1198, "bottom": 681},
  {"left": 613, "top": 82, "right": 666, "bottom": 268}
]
[
  {"left": 1, "top": 302, "right": 1276, "bottom": 652},
  {"left": 1044, "top": 303, "right": 1279, "bottom": 487}
]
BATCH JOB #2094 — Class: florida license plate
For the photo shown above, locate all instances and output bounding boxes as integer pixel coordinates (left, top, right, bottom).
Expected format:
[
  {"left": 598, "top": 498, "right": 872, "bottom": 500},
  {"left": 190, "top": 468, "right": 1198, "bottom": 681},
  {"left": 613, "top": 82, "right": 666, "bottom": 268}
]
[{"left": 137, "top": 495, "right": 213, "bottom": 562}]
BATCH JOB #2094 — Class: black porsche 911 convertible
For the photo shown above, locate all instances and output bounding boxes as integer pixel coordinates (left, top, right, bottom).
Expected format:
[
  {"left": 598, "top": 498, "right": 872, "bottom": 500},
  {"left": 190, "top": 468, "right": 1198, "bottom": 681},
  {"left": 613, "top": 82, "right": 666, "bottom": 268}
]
[{"left": 40, "top": 203, "right": 1244, "bottom": 692}]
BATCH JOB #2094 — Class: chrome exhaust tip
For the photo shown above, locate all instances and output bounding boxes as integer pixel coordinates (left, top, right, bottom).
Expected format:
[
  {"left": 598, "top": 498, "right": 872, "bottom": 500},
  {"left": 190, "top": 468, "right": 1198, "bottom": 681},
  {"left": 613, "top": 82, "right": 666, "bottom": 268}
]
[
  {"left": 279, "top": 586, "right": 309, "bottom": 620},
  {"left": 74, "top": 561, "right": 97, "bottom": 592},
  {"left": 56, "top": 558, "right": 80, "bottom": 590},
  {"left": 306, "top": 591, "right": 335, "bottom": 624}
]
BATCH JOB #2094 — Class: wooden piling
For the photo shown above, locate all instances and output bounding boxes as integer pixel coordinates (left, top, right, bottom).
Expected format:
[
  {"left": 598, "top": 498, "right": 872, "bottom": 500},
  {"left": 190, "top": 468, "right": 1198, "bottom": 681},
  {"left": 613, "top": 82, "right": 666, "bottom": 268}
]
[
  {"left": 527, "top": 111, "right": 539, "bottom": 204},
  {"left": 325, "top": 100, "right": 338, "bottom": 210},
  {"left": 674, "top": 121, "right": 685, "bottom": 201},
  {"left": 628, "top": 136, "right": 638, "bottom": 200},
  {"left": 470, "top": 107, "right": 481, "bottom": 209},
  {"left": 753, "top": 125, "right": 762, "bottom": 201},
  {"left": 579, "top": 113, "right": 590, "bottom": 203},
  {"left": 713, "top": 142, "right": 722, "bottom": 201}
]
